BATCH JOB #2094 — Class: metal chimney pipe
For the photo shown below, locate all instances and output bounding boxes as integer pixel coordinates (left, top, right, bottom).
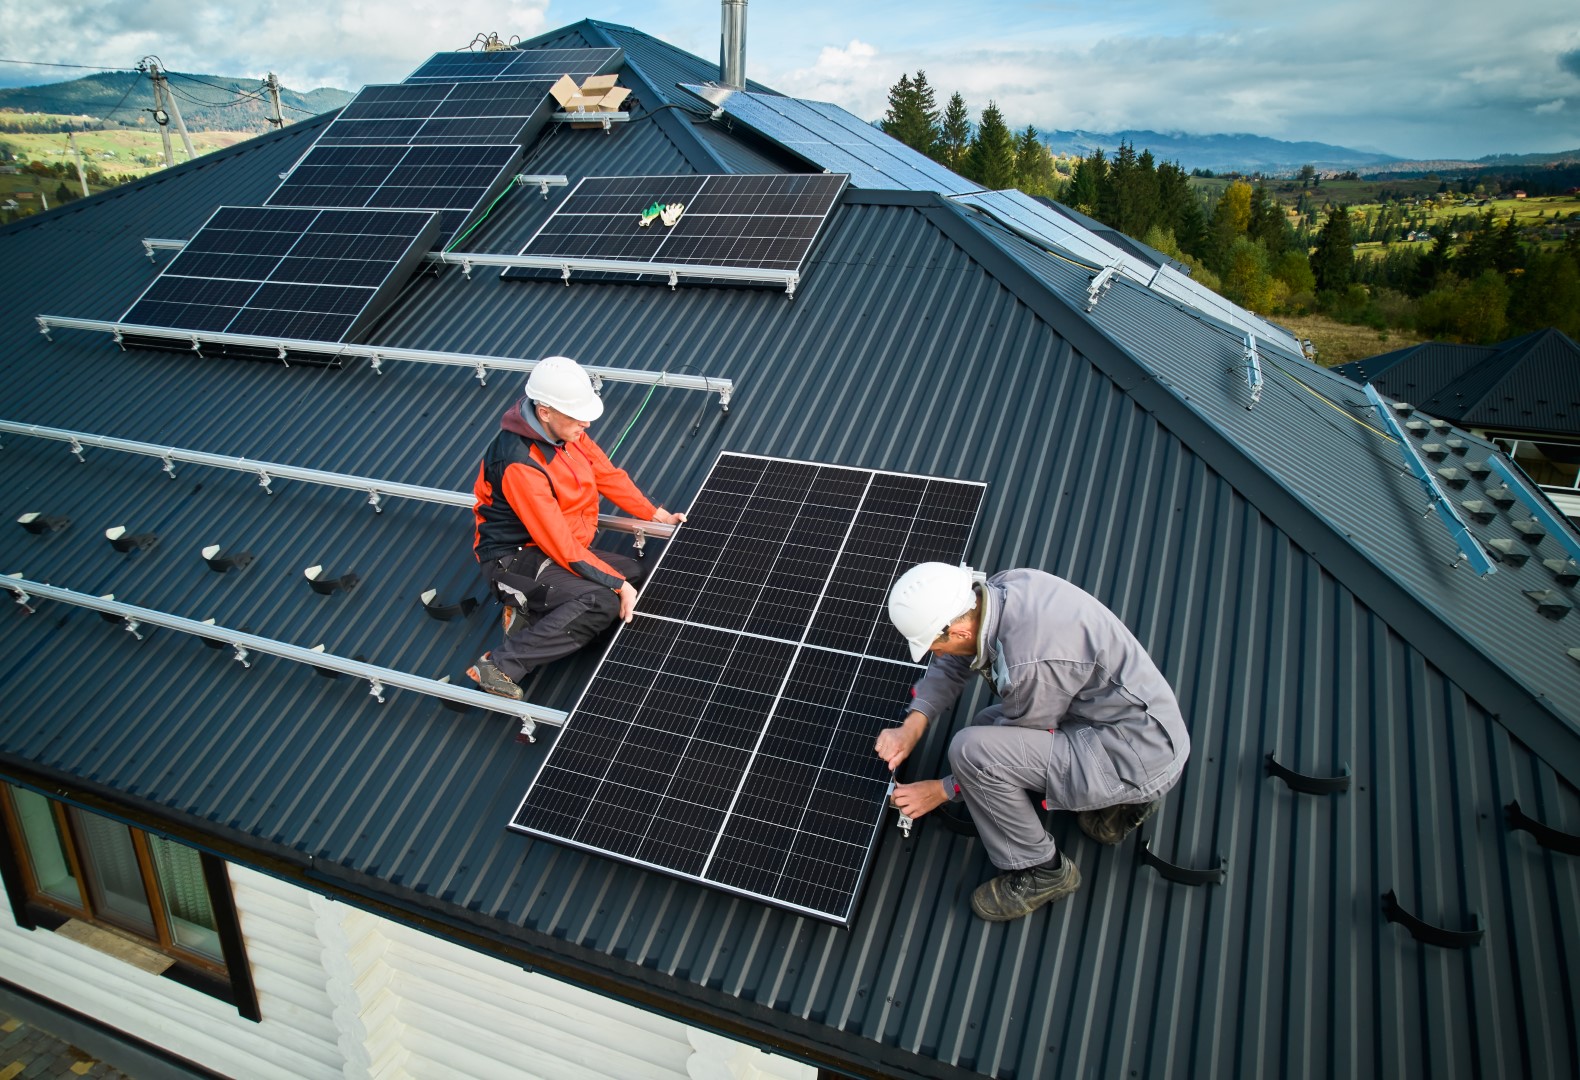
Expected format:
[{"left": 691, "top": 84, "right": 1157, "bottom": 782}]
[{"left": 720, "top": 0, "right": 747, "bottom": 89}]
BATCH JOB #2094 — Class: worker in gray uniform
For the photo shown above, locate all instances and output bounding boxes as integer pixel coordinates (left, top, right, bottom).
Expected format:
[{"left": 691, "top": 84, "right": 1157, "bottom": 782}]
[{"left": 876, "top": 563, "right": 1190, "bottom": 922}]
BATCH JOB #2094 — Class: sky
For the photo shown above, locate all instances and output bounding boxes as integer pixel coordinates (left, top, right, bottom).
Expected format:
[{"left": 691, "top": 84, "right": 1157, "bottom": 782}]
[{"left": 1, "top": 0, "right": 1577, "bottom": 160}]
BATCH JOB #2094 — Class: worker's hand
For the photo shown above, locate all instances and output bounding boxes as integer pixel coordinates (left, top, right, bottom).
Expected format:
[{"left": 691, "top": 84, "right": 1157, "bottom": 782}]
[
  {"left": 874, "top": 712, "right": 927, "bottom": 772},
  {"left": 652, "top": 507, "right": 687, "bottom": 526},
  {"left": 617, "top": 580, "right": 638, "bottom": 622},
  {"left": 890, "top": 779, "right": 950, "bottom": 820}
]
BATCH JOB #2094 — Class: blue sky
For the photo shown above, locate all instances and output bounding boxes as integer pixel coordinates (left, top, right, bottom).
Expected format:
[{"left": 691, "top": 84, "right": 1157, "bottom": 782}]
[{"left": 2, "top": 0, "right": 1577, "bottom": 159}]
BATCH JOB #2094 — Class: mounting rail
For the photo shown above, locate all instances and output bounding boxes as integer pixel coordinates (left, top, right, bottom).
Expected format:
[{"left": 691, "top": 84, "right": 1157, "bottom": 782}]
[
  {"left": 32, "top": 314, "right": 734, "bottom": 410},
  {"left": 1364, "top": 385, "right": 1497, "bottom": 577},
  {"left": 1484, "top": 456, "right": 1580, "bottom": 565},
  {"left": 137, "top": 237, "right": 796, "bottom": 299},
  {"left": 0, "top": 420, "right": 675, "bottom": 548},
  {"left": 0, "top": 575, "right": 566, "bottom": 740}
]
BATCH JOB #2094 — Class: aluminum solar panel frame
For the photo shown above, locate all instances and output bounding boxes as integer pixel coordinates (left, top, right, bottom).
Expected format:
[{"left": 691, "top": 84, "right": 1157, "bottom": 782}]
[
  {"left": 405, "top": 47, "right": 623, "bottom": 83},
  {"left": 118, "top": 205, "right": 439, "bottom": 349},
  {"left": 501, "top": 173, "right": 848, "bottom": 291},
  {"left": 265, "top": 143, "right": 524, "bottom": 245},
  {"left": 318, "top": 81, "right": 557, "bottom": 147},
  {"left": 681, "top": 83, "right": 982, "bottom": 196},
  {"left": 509, "top": 453, "right": 985, "bottom": 925}
]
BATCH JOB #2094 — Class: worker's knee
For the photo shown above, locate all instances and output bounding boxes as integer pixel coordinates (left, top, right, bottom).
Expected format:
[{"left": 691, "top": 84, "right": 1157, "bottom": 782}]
[
  {"left": 948, "top": 726, "right": 996, "bottom": 782},
  {"left": 578, "top": 585, "right": 620, "bottom": 628}
]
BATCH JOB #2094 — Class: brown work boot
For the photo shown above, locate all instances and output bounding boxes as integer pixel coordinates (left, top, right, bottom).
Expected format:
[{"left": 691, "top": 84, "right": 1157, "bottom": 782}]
[
  {"left": 970, "top": 856, "right": 1081, "bottom": 922},
  {"left": 1077, "top": 799, "right": 1160, "bottom": 845}
]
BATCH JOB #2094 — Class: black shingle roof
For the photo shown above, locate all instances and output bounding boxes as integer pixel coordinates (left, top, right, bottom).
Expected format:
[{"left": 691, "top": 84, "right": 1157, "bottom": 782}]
[{"left": 2, "top": 21, "right": 1578, "bottom": 1080}]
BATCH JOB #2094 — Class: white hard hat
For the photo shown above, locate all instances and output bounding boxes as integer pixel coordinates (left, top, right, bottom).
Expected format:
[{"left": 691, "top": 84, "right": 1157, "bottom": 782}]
[
  {"left": 888, "top": 562, "right": 977, "bottom": 662},
  {"left": 525, "top": 355, "right": 604, "bottom": 422}
]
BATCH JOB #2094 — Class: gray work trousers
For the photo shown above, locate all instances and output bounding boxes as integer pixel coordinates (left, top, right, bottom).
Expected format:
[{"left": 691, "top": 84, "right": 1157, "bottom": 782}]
[
  {"left": 484, "top": 549, "right": 644, "bottom": 682},
  {"left": 948, "top": 707, "right": 1187, "bottom": 871}
]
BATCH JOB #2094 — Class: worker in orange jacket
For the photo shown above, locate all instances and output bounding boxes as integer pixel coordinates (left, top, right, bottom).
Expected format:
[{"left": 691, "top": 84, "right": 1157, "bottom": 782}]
[{"left": 468, "top": 356, "right": 684, "bottom": 699}]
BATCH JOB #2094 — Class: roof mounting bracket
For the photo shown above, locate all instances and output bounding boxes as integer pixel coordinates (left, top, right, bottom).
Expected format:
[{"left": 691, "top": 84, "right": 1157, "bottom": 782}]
[
  {"left": 1506, "top": 800, "right": 1580, "bottom": 855},
  {"left": 1139, "top": 835, "right": 1224, "bottom": 885},
  {"left": 1085, "top": 263, "right": 1120, "bottom": 312},
  {"left": 1264, "top": 752, "right": 1351, "bottom": 795},
  {"left": 515, "top": 174, "right": 568, "bottom": 198},
  {"left": 1243, "top": 333, "right": 1264, "bottom": 409},
  {"left": 459, "top": 258, "right": 473, "bottom": 280},
  {"left": 35, "top": 316, "right": 53, "bottom": 341},
  {"left": 1381, "top": 890, "right": 1483, "bottom": 949},
  {"left": 123, "top": 617, "right": 145, "bottom": 641},
  {"left": 420, "top": 589, "right": 479, "bottom": 620},
  {"left": 667, "top": 268, "right": 678, "bottom": 290},
  {"left": 257, "top": 470, "right": 274, "bottom": 494},
  {"left": 368, "top": 677, "right": 386, "bottom": 704},
  {"left": 7, "top": 573, "right": 33, "bottom": 613},
  {"left": 161, "top": 453, "right": 176, "bottom": 478},
  {"left": 232, "top": 644, "right": 252, "bottom": 668},
  {"left": 369, "top": 353, "right": 384, "bottom": 375},
  {"left": 69, "top": 437, "right": 84, "bottom": 462},
  {"left": 1485, "top": 456, "right": 1580, "bottom": 564},
  {"left": 17, "top": 513, "right": 71, "bottom": 535},
  {"left": 142, "top": 239, "right": 159, "bottom": 262},
  {"left": 367, "top": 490, "right": 383, "bottom": 513},
  {"left": 474, "top": 362, "right": 490, "bottom": 386},
  {"left": 201, "top": 545, "right": 253, "bottom": 573},
  {"left": 304, "top": 565, "right": 358, "bottom": 595}
]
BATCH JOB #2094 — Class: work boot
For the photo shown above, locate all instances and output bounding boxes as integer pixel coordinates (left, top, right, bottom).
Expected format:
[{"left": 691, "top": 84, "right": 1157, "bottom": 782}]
[
  {"left": 466, "top": 653, "right": 523, "bottom": 700},
  {"left": 1077, "top": 798, "right": 1160, "bottom": 845},
  {"left": 970, "top": 856, "right": 1081, "bottom": 922}
]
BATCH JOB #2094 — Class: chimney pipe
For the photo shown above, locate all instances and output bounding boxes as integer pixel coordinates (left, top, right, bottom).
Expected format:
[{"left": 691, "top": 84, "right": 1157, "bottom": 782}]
[{"left": 720, "top": 0, "right": 747, "bottom": 89}]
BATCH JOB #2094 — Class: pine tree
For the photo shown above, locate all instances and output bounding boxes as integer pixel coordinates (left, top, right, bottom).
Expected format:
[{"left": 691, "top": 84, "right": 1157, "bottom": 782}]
[
  {"left": 881, "top": 71, "right": 940, "bottom": 156},
  {"left": 965, "top": 101, "right": 1016, "bottom": 189},
  {"left": 1013, "top": 126, "right": 1056, "bottom": 196},
  {"left": 936, "top": 92, "right": 971, "bottom": 172},
  {"left": 1310, "top": 205, "right": 1356, "bottom": 294}
]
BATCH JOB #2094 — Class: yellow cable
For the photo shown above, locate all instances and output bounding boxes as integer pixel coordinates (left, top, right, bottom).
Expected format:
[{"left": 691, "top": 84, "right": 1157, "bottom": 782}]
[{"left": 1267, "top": 361, "right": 1396, "bottom": 443}]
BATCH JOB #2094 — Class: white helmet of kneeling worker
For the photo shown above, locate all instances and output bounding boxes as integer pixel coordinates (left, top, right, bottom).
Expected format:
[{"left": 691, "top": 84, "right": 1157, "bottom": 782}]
[
  {"left": 525, "top": 355, "right": 604, "bottom": 422},
  {"left": 889, "top": 562, "right": 977, "bottom": 662}
]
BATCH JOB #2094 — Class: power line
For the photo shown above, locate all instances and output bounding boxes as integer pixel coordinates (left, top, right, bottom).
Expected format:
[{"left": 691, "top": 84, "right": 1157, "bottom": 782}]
[{"left": 0, "top": 58, "right": 136, "bottom": 71}]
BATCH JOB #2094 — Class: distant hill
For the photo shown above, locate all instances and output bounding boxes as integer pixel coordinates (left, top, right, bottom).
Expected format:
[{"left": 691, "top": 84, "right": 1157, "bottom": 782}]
[
  {"left": 1040, "top": 129, "right": 1400, "bottom": 175},
  {"left": 0, "top": 71, "right": 353, "bottom": 132}
]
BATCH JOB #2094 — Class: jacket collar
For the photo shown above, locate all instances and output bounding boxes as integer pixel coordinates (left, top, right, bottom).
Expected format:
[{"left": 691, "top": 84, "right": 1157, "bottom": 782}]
[{"left": 971, "top": 579, "right": 1003, "bottom": 671}]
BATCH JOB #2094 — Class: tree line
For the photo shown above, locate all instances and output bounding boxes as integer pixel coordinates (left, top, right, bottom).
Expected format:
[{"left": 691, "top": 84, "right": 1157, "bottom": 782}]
[{"left": 881, "top": 70, "right": 1580, "bottom": 347}]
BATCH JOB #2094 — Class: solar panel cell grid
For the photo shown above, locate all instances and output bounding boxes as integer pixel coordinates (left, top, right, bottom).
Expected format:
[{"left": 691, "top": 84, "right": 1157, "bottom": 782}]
[
  {"left": 405, "top": 47, "right": 621, "bottom": 83},
  {"left": 511, "top": 454, "right": 984, "bottom": 924}
]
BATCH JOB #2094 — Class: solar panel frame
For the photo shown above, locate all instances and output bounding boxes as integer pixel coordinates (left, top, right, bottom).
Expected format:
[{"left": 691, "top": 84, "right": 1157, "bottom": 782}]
[
  {"left": 318, "top": 80, "right": 557, "bottom": 146},
  {"left": 510, "top": 453, "right": 986, "bottom": 925},
  {"left": 405, "top": 46, "right": 623, "bottom": 83},
  {"left": 118, "top": 205, "right": 439, "bottom": 344},
  {"left": 502, "top": 173, "right": 848, "bottom": 286},
  {"left": 681, "top": 84, "right": 982, "bottom": 196}
]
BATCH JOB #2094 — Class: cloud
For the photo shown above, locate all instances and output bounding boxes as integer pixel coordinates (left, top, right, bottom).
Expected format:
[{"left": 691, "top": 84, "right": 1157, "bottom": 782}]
[
  {"left": 1534, "top": 99, "right": 1566, "bottom": 114},
  {"left": 1561, "top": 49, "right": 1580, "bottom": 79},
  {"left": 0, "top": 0, "right": 552, "bottom": 90},
  {"left": 774, "top": 39, "right": 885, "bottom": 107}
]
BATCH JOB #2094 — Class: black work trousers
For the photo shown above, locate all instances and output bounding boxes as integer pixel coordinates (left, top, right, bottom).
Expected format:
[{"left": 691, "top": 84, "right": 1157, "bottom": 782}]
[{"left": 483, "top": 549, "right": 645, "bottom": 682}]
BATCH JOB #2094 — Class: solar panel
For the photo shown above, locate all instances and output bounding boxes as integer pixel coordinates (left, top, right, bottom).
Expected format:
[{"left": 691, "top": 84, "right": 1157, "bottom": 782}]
[
  {"left": 509, "top": 453, "right": 985, "bottom": 924},
  {"left": 501, "top": 173, "right": 847, "bottom": 286},
  {"left": 265, "top": 143, "right": 522, "bottom": 244},
  {"left": 320, "top": 81, "right": 556, "bottom": 146},
  {"left": 682, "top": 84, "right": 981, "bottom": 196},
  {"left": 120, "top": 206, "right": 438, "bottom": 343},
  {"left": 405, "top": 47, "right": 622, "bottom": 83}
]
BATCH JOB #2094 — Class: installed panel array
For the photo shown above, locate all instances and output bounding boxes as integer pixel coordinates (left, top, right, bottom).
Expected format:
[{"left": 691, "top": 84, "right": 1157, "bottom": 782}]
[{"left": 511, "top": 453, "right": 984, "bottom": 924}]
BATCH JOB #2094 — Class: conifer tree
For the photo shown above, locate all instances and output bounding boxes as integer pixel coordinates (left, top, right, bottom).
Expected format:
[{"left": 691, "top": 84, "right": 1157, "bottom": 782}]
[
  {"left": 1013, "top": 126, "right": 1057, "bottom": 196},
  {"left": 965, "top": 101, "right": 1016, "bottom": 189},
  {"left": 881, "top": 71, "right": 940, "bottom": 155},
  {"left": 1310, "top": 205, "right": 1356, "bottom": 293},
  {"left": 936, "top": 92, "right": 971, "bottom": 172}
]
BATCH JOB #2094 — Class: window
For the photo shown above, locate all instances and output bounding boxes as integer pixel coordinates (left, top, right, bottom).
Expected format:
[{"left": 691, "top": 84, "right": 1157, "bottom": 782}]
[{"left": 0, "top": 782, "right": 259, "bottom": 1019}]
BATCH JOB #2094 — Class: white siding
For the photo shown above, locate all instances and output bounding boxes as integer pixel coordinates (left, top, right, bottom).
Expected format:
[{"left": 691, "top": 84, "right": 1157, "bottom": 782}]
[{"left": 2, "top": 863, "right": 814, "bottom": 1080}]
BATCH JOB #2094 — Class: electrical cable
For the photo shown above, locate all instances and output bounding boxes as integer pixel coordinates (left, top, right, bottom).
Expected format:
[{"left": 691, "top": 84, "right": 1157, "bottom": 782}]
[{"left": 0, "top": 58, "right": 135, "bottom": 71}]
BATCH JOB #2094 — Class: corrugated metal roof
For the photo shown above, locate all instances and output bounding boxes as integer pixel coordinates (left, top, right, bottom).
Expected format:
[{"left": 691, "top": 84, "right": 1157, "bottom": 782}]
[
  {"left": 3, "top": 23, "right": 1579, "bottom": 1080},
  {"left": 1336, "top": 330, "right": 1580, "bottom": 439}
]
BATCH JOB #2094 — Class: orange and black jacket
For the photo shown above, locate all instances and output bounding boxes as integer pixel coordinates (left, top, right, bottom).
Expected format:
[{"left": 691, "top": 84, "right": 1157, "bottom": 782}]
[{"left": 472, "top": 399, "right": 657, "bottom": 588}]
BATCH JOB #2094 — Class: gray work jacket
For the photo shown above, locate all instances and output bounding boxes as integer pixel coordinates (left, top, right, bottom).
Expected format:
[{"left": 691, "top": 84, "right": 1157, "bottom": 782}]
[{"left": 909, "top": 569, "right": 1190, "bottom": 799}]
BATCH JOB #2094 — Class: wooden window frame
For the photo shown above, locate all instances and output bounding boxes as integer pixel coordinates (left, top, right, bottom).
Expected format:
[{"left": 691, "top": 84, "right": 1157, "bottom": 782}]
[{"left": 0, "top": 782, "right": 260, "bottom": 1020}]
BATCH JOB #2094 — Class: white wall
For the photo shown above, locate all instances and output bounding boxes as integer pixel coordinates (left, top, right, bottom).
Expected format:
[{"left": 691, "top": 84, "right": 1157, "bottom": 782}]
[{"left": 0, "top": 863, "right": 816, "bottom": 1080}]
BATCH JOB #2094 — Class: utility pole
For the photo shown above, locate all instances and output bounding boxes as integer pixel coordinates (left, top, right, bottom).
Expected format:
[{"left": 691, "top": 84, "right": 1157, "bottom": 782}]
[
  {"left": 66, "top": 132, "right": 90, "bottom": 198},
  {"left": 264, "top": 72, "right": 284, "bottom": 128},
  {"left": 141, "top": 57, "right": 196, "bottom": 166}
]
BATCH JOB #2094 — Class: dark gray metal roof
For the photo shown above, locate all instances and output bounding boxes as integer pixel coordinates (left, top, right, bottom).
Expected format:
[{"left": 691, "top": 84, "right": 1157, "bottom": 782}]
[
  {"left": 1336, "top": 330, "right": 1580, "bottom": 439},
  {"left": 3, "top": 23, "right": 1578, "bottom": 1080}
]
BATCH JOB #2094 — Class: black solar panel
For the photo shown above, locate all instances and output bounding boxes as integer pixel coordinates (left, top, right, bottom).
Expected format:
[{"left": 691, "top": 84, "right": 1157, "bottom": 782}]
[
  {"left": 502, "top": 173, "right": 848, "bottom": 284},
  {"left": 320, "top": 81, "right": 555, "bottom": 146},
  {"left": 509, "top": 453, "right": 985, "bottom": 924},
  {"left": 264, "top": 143, "right": 522, "bottom": 244},
  {"left": 405, "top": 47, "right": 622, "bottom": 83},
  {"left": 120, "top": 206, "right": 438, "bottom": 342}
]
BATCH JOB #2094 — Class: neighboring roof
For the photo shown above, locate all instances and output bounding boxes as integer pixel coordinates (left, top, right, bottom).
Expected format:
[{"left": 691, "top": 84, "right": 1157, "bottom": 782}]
[
  {"left": 3, "top": 21, "right": 1578, "bottom": 1080},
  {"left": 1336, "top": 330, "right": 1580, "bottom": 438}
]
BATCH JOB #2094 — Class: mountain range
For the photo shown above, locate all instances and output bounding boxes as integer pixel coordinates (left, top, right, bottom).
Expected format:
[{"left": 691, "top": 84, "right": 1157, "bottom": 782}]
[{"left": 0, "top": 71, "right": 352, "bottom": 133}]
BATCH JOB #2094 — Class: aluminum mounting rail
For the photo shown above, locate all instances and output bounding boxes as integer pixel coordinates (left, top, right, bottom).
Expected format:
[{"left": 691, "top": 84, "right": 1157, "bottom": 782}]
[
  {"left": 32, "top": 315, "right": 734, "bottom": 410},
  {"left": 1484, "top": 455, "right": 1580, "bottom": 565},
  {"left": 0, "top": 575, "right": 566, "bottom": 740},
  {"left": 0, "top": 420, "right": 676, "bottom": 548},
  {"left": 1364, "top": 384, "right": 1497, "bottom": 576},
  {"left": 136, "top": 237, "right": 795, "bottom": 298}
]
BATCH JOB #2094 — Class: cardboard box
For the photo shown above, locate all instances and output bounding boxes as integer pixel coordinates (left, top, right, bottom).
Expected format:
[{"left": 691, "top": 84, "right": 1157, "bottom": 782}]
[
  {"left": 549, "top": 75, "right": 580, "bottom": 107},
  {"left": 580, "top": 74, "right": 619, "bottom": 94}
]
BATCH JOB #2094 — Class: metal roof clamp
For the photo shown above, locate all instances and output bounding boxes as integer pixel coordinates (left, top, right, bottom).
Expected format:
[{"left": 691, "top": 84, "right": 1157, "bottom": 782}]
[
  {"left": 1381, "top": 890, "right": 1484, "bottom": 949},
  {"left": 111, "top": 328, "right": 125, "bottom": 351},
  {"left": 518, "top": 718, "right": 537, "bottom": 743},
  {"left": 276, "top": 342, "right": 290, "bottom": 366},
  {"left": 667, "top": 268, "right": 679, "bottom": 291},
  {"left": 474, "top": 362, "right": 490, "bottom": 386},
  {"left": 419, "top": 589, "right": 478, "bottom": 620},
  {"left": 161, "top": 453, "right": 176, "bottom": 479},
  {"left": 589, "top": 373, "right": 604, "bottom": 395},
  {"left": 459, "top": 257, "right": 474, "bottom": 280},
  {"left": 189, "top": 335, "right": 202, "bottom": 354},
  {"left": 141, "top": 239, "right": 158, "bottom": 262},
  {"left": 367, "top": 677, "right": 386, "bottom": 704},
  {"left": 559, "top": 263, "right": 572, "bottom": 285},
  {"left": 35, "top": 316, "right": 53, "bottom": 341},
  {"left": 369, "top": 353, "right": 384, "bottom": 375},
  {"left": 366, "top": 490, "right": 383, "bottom": 513},
  {"left": 257, "top": 469, "right": 274, "bottom": 495},
  {"left": 232, "top": 643, "right": 252, "bottom": 668},
  {"left": 1139, "top": 834, "right": 1225, "bottom": 885},
  {"left": 784, "top": 273, "right": 798, "bottom": 300},
  {"left": 6, "top": 574, "right": 34, "bottom": 614},
  {"left": 1085, "top": 263, "right": 1119, "bottom": 312},
  {"left": 123, "top": 617, "right": 144, "bottom": 641},
  {"left": 68, "top": 437, "right": 85, "bottom": 462},
  {"left": 630, "top": 525, "right": 648, "bottom": 557},
  {"left": 715, "top": 382, "right": 732, "bottom": 413}
]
